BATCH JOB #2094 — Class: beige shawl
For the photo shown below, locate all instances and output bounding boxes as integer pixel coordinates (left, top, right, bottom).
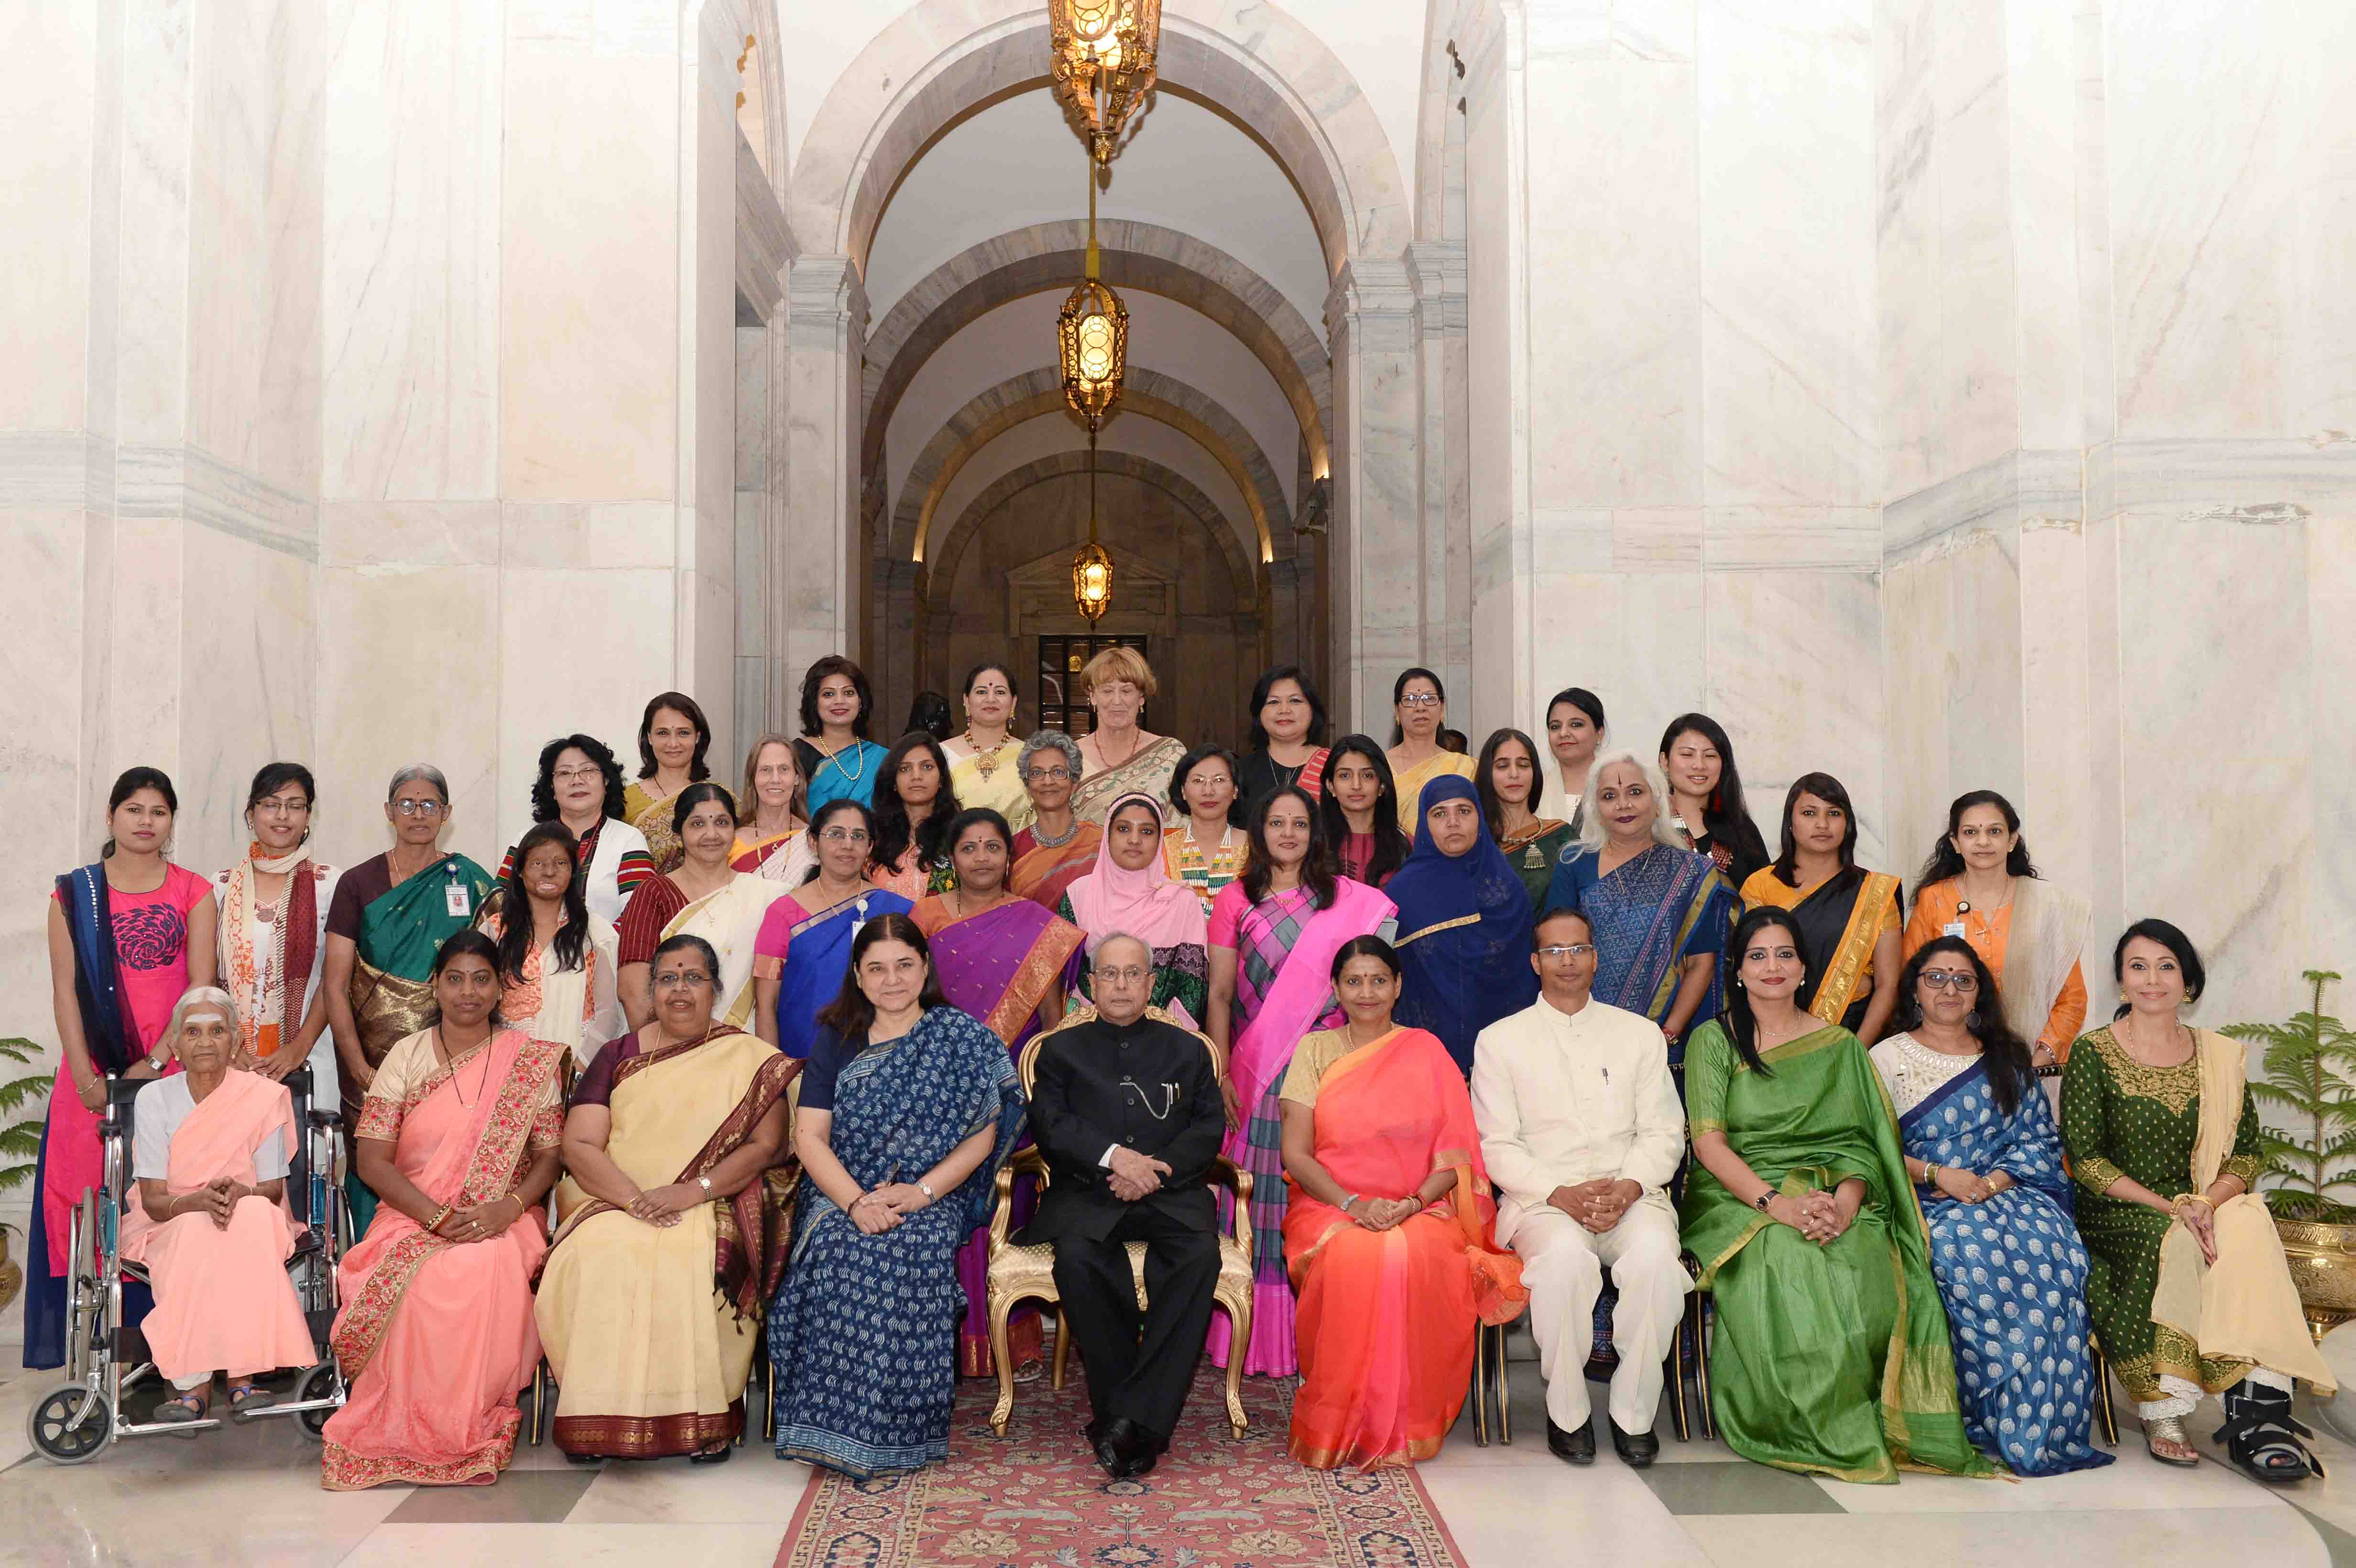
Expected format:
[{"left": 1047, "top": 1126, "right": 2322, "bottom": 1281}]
[
  {"left": 2000, "top": 876, "right": 2088, "bottom": 1044},
  {"left": 2150, "top": 1028, "right": 2335, "bottom": 1391}
]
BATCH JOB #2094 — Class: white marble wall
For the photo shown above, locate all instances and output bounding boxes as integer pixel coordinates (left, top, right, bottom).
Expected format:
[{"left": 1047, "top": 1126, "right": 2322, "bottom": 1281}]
[{"left": 1873, "top": 0, "right": 2356, "bottom": 1029}]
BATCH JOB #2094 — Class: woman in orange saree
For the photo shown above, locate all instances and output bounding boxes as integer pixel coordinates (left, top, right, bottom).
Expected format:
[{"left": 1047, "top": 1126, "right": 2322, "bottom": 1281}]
[
  {"left": 320, "top": 931, "right": 565, "bottom": 1490},
  {"left": 1278, "top": 936, "right": 1525, "bottom": 1469}
]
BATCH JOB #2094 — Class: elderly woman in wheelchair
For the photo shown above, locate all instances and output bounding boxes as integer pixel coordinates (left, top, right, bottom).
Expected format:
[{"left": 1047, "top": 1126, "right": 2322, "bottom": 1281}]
[{"left": 121, "top": 986, "right": 318, "bottom": 1424}]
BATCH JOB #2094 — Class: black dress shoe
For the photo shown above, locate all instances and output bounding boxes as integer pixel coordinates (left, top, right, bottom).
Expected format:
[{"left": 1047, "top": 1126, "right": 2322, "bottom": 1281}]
[
  {"left": 1100, "top": 1416, "right": 1161, "bottom": 1479},
  {"left": 1546, "top": 1416, "right": 1595, "bottom": 1465},
  {"left": 1085, "top": 1417, "right": 1105, "bottom": 1448},
  {"left": 1609, "top": 1416, "right": 1658, "bottom": 1468}
]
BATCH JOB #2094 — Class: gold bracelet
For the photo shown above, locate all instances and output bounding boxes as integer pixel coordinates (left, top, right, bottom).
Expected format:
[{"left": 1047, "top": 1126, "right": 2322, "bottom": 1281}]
[{"left": 2171, "top": 1192, "right": 2211, "bottom": 1211}]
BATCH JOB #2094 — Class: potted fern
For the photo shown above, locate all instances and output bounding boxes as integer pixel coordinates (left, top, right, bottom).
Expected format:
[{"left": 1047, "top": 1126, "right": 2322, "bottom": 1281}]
[
  {"left": 2228, "top": 970, "right": 2356, "bottom": 1333},
  {"left": 0, "top": 1036, "right": 49, "bottom": 1311}
]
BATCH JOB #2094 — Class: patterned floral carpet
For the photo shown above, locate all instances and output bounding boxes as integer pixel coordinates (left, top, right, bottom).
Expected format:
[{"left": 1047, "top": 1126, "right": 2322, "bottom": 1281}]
[{"left": 774, "top": 1366, "right": 1466, "bottom": 1568}]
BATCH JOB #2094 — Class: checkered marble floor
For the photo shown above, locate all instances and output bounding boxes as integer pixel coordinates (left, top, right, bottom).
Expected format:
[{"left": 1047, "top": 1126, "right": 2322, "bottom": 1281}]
[{"left": 3, "top": 1344, "right": 2355, "bottom": 1568}]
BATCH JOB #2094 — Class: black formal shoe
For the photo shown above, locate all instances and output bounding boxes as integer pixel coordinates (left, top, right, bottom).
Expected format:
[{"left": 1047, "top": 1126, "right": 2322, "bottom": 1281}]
[
  {"left": 1546, "top": 1416, "right": 1595, "bottom": 1465},
  {"left": 1084, "top": 1417, "right": 1106, "bottom": 1449},
  {"left": 1609, "top": 1416, "right": 1658, "bottom": 1468},
  {"left": 1099, "top": 1416, "right": 1158, "bottom": 1479}
]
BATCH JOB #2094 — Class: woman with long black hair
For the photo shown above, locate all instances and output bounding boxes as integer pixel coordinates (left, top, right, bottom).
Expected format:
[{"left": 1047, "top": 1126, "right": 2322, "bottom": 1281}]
[
  {"left": 1680, "top": 906, "right": 1990, "bottom": 1482},
  {"left": 868, "top": 732, "right": 962, "bottom": 899},
  {"left": 1319, "top": 735, "right": 1411, "bottom": 889},
  {"left": 1737, "top": 773, "right": 1902, "bottom": 1043},
  {"left": 1657, "top": 713, "right": 1768, "bottom": 888},
  {"left": 1870, "top": 938, "right": 2109, "bottom": 1476}
]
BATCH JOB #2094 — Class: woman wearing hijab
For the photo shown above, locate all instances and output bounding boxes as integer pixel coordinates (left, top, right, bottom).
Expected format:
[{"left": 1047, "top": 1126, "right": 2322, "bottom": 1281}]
[
  {"left": 1387, "top": 776, "right": 1541, "bottom": 1077},
  {"left": 1059, "top": 792, "right": 1212, "bottom": 1028}
]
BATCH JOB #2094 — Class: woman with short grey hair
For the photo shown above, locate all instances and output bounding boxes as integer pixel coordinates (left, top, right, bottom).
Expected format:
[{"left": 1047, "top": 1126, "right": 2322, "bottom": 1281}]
[
  {"left": 319, "top": 763, "right": 496, "bottom": 1232},
  {"left": 1009, "top": 732, "right": 1098, "bottom": 909}
]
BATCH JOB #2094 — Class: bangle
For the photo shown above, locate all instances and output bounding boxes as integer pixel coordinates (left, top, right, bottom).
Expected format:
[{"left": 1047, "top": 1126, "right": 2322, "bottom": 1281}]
[
  {"left": 1923, "top": 1164, "right": 1940, "bottom": 1187},
  {"left": 2173, "top": 1192, "right": 2212, "bottom": 1211},
  {"left": 1342, "top": 1193, "right": 1362, "bottom": 1214},
  {"left": 427, "top": 1204, "right": 455, "bottom": 1233}
]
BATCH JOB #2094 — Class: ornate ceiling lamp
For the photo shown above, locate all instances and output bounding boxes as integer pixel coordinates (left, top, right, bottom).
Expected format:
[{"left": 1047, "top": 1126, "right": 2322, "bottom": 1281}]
[
  {"left": 1057, "top": 152, "right": 1126, "bottom": 623},
  {"left": 1049, "top": 0, "right": 1161, "bottom": 165}
]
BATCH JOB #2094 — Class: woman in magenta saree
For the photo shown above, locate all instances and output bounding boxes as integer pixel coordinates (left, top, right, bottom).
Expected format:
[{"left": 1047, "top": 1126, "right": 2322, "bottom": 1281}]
[
  {"left": 321, "top": 933, "right": 565, "bottom": 1490},
  {"left": 908, "top": 807, "right": 1084, "bottom": 1376},
  {"left": 1206, "top": 786, "right": 1396, "bottom": 1375}
]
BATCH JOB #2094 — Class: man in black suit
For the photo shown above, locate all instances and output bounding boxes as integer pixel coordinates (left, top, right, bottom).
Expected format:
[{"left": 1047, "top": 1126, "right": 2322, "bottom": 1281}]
[{"left": 1023, "top": 932, "right": 1227, "bottom": 1479}]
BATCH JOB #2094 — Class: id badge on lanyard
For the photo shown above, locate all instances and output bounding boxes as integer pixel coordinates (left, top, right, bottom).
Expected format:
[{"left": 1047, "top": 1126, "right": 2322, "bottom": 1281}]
[{"left": 445, "top": 864, "right": 472, "bottom": 919}]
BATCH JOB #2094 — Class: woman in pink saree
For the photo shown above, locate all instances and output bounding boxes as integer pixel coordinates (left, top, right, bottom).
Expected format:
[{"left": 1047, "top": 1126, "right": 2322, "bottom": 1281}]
[
  {"left": 1279, "top": 938, "right": 1525, "bottom": 1467},
  {"left": 320, "top": 931, "right": 565, "bottom": 1490},
  {"left": 1205, "top": 786, "right": 1396, "bottom": 1375},
  {"left": 120, "top": 986, "right": 315, "bottom": 1421}
]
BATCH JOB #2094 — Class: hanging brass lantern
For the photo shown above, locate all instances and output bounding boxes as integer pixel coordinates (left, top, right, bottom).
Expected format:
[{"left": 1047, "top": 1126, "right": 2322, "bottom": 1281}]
[
  {"left": 1058, "top": 274, "right": 1127, "bottom": 432},
  {"left": 1071, "top": 539, "right": 1113, "bottom": 623},
  {"left": 1049, "top": 0, "right": 1161, "bottom": 164}
]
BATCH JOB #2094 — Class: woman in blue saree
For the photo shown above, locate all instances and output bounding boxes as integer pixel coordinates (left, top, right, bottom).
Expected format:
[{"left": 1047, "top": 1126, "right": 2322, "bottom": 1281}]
[
  {"left": 750, "top": 801, "right": 913, "bottom": 1059},
  {"left": 769, "top": 915, "right": 1026, "bottom": 1476},
  {"left": 1543, "top": 750, "right": 1734, "bottom": 1066},
  {"left": 793, "top": 656, "right": 891, "bottom": 813},
  {"left": 1870, "top": 936, "right": 2110, "bottom": 1476},
  {"left": 1388, "top": 775, "right": 1538, "bottom": 1076}
]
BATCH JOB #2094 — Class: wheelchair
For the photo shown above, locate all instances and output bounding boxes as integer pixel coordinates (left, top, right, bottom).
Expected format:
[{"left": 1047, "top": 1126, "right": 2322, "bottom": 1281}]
[{"left": 25, "top": 1066, "right": 353, "bottom": 1464}]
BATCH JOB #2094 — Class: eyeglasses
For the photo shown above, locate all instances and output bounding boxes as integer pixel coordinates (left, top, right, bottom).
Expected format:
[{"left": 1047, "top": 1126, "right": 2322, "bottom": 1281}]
[
  {"left": 1398, "top": 693, "right": 1441, "bottom": 708},
  {"left": 1026, "top": 766, "right": 1073, "bottom": 783},
  {"left": 1537, "top": 944, "right": 1597, "bottom": 960},
  {"left": 253, "top": 797, "right": 310, "bottom": 817},
  {"left": 393, "top": 799, "right": 446, "bottom": 818},
  {"left": 654, "top": 971, "right": 713, "bottom": 989},
  {"left": 1093, "top": 965, "right": 1149, "bottom": 984},
  {"left": 819, "top": 827, "right": 872, "bottom": 843},
  {"left": 551, "top": 766, "right": 602, "bottom": 784},
  {"left": 1189, "top": 774, "right": 1233, "bottom": 790},
  {"left": 1919, "top": 971, "right": 1979, "bottom": 992}
]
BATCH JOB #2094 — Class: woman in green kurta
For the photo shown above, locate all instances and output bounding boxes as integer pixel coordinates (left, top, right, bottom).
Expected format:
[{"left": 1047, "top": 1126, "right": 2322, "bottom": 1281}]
[
  {"left": 2061, "top": 918, "right": 2331, "bottom": 1479},
  {"left": 1683, "top": 907, "right": 1995, "bottom": 1483}
]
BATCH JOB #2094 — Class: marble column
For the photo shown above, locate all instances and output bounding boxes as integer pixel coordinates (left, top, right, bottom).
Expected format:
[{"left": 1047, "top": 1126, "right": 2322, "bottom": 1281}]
[
  {"left": 1325, "top": 256, "right": 1423, "bottom": 731},
  {"left": 785, "top": 253, "right": 867, "bottom": 719},
  {"left": 1408, "top": 239, "right": 1474, "bottom": 721}
]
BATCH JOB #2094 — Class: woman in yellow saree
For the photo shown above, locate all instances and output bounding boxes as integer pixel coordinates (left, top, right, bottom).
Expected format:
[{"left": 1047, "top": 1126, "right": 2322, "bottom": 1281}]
[
  {"left": 536, "top": 934, "right": 798, "bottom": 1460},
  {"left": 1384, "top": 669, "right": 1476, "bottom": 836},
  {"left": 1737, "top": 773, "right": 1902, "bottom": 1043},
  {"left": 623, "top": 692, "right": 714, "bottom": 873},
  {"left": 615, "top": 783, "right": 784, "bottom": 1031}
]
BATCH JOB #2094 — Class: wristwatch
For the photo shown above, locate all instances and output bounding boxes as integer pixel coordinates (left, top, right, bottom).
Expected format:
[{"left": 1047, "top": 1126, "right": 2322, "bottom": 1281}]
[
  {"left": 146, "top": 1048, "right": 171, "bottom": 1072},
  {"left": 697, "top": 1176, "right": 713, "bottom": 1197},
  {"left": 918, "top": 1180, "right": 936, "bottom": 1201},
  {"left": 1752, "top": 1191, "right": 1774, "bottom": 1213}
]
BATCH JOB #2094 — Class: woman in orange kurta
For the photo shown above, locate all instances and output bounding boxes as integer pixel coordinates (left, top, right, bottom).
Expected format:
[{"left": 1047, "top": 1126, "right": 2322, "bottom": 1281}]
[
  {"left": 1278, "top": 936, "right": 1525, "bottom": 1469},
  {"left": 121, "top": 987, "right": 315, "bottom": 1420},
  {"left": 1901, "top": 790, "right": 2088, "bottom": 1069}
]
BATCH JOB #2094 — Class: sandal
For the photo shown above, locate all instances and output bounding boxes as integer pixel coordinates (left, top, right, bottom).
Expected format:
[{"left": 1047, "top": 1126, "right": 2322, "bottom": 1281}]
[
  {"left": 689, "top": 1441, "right": 732, "bottom": 1466},
  {"left": 156, "top": 1391, "right": 210, "bottom": 1436},
  {"left": 229, "top": 1383, "right": 275, "bottom": 1416},
  {"left": 2217, "top": 1381, "right": 2325, "bottom": 1483},
  {"left": 2143, "top": 1415, "right": 2200, "bottom": 1467}
]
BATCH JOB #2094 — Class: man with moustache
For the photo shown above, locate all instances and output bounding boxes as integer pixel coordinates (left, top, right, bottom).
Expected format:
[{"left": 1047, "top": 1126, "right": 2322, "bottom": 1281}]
[
  {"left": 1023, "top": 933, "right": 1227, "bottom": 1479},
  {"left": 1469, "top": 907, "right": 1689, "bottom": 1468}
]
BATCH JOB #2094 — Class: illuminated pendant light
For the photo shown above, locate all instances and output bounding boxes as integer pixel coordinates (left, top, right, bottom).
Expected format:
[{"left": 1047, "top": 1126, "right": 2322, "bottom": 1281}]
[
  {"left": 1071, "top": 430, "right": 1114, "bottom": 624},
  {"left": 1057, "top": 159, "right": 1127, "bottom": 432},
  {"left": 1049, "top": 0, "right": 1161, "bottom": 165}
]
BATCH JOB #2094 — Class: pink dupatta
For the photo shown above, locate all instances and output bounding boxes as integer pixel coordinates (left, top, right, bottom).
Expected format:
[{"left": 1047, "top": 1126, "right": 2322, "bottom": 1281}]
[{"left": 1224, "top": 877, "right": 1396, "bottom": 1138}]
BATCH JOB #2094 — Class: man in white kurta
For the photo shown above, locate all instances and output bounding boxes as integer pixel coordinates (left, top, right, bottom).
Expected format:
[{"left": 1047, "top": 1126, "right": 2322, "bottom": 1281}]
[{"left": 1469, "top": 907, "right": 1688, "bottom": 1466}]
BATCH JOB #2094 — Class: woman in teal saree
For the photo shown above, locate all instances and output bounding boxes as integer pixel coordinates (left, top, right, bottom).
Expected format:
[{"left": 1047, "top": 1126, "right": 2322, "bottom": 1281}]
[
  {"left": 1683, "top": 906, "right": 1995, "bottom": 1483},
  {"left": 322, "top": 765, "right": 495, "bottom": 1234}
]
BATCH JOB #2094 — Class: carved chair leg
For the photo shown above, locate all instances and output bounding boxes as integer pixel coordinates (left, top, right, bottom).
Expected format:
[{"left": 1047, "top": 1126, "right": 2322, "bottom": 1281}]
[
  {"left": 1225, "top": 1295, "right": 1251, "bottom": 1438},
  {"left": 988, "top": 1293, "right": 1020, "bottom": 1437}
]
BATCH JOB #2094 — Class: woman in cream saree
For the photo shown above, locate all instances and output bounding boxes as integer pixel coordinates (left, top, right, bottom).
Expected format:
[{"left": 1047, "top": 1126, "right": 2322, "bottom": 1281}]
[
  {"left": 615, "top": 783, "right": 783, "bottom": 1031},
  {"left": 321, "top": 932, "right": 565, "bottom": 1489},
  {"left": 537, "top": 935, "right": 797, "bottom": 1459}
]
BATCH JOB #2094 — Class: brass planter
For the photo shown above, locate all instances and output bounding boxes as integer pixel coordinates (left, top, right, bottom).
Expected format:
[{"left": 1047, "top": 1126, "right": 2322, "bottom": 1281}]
[{"left": 2275, "top": 1218, "right": 2356, "bottom": 1339}]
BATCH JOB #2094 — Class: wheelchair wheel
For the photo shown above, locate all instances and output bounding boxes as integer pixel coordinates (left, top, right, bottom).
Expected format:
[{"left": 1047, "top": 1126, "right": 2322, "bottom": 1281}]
[
  {"left": 295, "top": 1362, "right": 341, "bottom": 1438},
  {"left": 26, "top": 1383, "right": 112, "bottom": 1465}
]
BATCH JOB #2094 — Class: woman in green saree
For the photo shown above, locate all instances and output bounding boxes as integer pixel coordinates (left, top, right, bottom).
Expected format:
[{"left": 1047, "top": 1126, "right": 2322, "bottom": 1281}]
[
  {"left": 322, "top": 764, "right": 496, "bottom": 1232},
  {"left": 1682, "top": 905, "right": 1996, "bottom": 1483}
]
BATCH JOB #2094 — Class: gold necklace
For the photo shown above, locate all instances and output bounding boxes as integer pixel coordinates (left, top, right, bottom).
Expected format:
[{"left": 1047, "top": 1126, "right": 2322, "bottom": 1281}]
[
  {"left": 963, "top": 730, "right": 1010, "bottom": 780},
  {"left": 1094, "top": 724, "right": 1143, "bottom": 771}
]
